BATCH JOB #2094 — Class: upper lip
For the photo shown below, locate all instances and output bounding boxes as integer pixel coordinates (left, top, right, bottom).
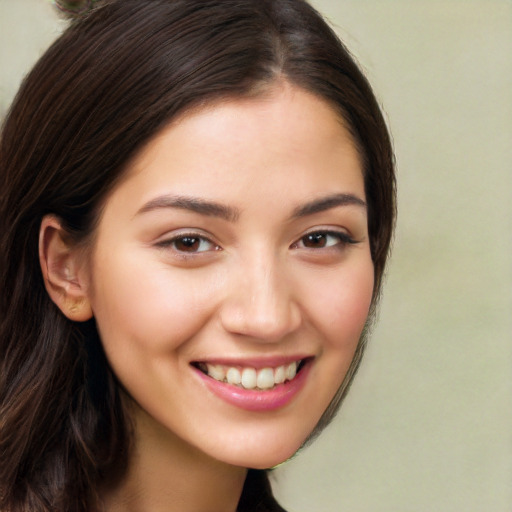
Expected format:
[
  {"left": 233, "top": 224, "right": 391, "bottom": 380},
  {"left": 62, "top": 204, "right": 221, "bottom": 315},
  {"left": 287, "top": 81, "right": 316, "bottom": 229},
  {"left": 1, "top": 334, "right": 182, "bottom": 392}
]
[{"left": 191, "top": 355, "right": 313, "bottom": 369}]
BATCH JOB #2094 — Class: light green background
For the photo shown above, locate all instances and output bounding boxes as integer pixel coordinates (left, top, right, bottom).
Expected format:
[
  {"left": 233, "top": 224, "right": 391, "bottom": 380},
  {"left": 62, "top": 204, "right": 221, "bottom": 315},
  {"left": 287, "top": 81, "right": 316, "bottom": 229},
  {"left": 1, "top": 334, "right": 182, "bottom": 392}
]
[{"left": 1, "top": 1, "right": 511, "bottom": 511}]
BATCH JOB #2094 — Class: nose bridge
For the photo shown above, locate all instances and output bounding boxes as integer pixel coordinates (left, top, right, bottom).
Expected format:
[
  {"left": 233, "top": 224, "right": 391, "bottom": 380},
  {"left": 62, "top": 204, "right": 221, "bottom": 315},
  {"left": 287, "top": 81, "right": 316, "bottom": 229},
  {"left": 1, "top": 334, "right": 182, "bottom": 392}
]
[
  {"left": 248, "top": 253, "right": 282, "bottom": 316},
  {"left": 220, "top": 248, "right": 301, "bottom": 341}
]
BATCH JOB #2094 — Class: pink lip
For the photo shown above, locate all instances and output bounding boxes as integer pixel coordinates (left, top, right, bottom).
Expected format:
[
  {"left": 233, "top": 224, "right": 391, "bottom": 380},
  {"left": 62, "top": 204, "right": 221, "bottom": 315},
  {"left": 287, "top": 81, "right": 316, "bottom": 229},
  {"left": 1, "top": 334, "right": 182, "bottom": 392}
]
[
  {"left": 192, "top": 359, "right": 312, "bottom": 412},
  {"left": 193, "top": 355, "right": 310, "bottom": 370}
]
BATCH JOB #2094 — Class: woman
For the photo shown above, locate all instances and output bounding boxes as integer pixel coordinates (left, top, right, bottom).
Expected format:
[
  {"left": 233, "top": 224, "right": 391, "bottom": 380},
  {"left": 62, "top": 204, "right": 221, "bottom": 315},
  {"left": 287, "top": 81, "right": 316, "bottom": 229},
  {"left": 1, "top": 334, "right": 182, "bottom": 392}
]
[{"left": 0, "top": 0, "right": 395, "bottom": 510}]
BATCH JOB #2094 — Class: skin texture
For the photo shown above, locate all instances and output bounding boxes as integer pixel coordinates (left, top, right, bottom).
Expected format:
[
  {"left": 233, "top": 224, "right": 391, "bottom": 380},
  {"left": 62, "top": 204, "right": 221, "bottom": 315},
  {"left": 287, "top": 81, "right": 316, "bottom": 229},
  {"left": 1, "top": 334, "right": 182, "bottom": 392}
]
[{"left": 40, "top": 83, "right": 374, "bottom": 511}]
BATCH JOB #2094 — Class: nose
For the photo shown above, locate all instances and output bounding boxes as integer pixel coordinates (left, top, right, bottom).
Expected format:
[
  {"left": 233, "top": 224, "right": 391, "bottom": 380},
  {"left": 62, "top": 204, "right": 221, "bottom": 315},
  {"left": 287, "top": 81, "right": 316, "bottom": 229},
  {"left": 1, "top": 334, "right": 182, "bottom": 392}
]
[{"left": 219, "top": 253, "right": 302, "bottom": 343}]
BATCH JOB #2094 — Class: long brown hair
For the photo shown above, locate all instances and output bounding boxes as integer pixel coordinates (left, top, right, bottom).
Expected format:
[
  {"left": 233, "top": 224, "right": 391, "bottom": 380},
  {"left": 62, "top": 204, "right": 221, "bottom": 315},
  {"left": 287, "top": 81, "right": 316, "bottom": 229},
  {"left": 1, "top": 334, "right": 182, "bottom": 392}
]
[{"left": 0, "top": 1, "right": 395, "bottom": 510}]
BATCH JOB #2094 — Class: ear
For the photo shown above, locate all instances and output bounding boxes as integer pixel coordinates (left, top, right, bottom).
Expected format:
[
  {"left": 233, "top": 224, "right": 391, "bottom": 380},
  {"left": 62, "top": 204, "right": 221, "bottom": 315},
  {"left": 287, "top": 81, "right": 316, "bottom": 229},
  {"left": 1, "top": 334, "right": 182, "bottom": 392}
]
[{"left": 39, "top": 215, "right": 93, "bottom": 322}]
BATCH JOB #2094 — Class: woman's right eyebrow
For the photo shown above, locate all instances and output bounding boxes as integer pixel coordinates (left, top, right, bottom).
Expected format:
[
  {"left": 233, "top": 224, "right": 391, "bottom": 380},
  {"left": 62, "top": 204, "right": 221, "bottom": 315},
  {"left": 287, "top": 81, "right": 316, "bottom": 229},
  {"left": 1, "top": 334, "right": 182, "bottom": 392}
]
[{"left": 135, "top": 194, "right": 241, "bottom": 222}]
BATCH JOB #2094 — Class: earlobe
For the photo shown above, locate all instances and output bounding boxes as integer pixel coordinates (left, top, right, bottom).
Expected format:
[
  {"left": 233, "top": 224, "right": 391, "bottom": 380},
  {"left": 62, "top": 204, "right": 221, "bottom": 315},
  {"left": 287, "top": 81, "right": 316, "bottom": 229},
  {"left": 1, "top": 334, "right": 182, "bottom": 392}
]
[{"left": 39, "top": 215, "right": 93, "bottom": 322}]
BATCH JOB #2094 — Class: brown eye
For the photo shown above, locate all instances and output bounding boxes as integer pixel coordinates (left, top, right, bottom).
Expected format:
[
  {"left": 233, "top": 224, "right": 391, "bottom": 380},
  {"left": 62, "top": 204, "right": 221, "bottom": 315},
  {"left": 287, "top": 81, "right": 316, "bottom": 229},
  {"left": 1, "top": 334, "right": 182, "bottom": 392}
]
[
  {"left": 159, "top": 234, "right": 218, "bottom": 253},
  {"left": 174, "top": 236, "right": 201, "bottom": 252},
  {"left": 302, "top": 233, "right": 328, "bottom": 248},
  {"left": 294, "top": 231, "right": 356, "bottom": 250}
]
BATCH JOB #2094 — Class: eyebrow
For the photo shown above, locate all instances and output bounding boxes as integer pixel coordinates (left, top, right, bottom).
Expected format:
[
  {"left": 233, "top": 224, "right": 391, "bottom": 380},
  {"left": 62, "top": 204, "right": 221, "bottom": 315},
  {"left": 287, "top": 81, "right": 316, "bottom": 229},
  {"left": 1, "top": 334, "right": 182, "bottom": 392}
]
[
  {"left": 136, "top": 192, "right": 366, "bottom": 222},
  {"left": 136, "top": 194, "right": 240, "bottom": 222},
  {"left": 291, "top": 193, "right": 367, "bottom": 218}
]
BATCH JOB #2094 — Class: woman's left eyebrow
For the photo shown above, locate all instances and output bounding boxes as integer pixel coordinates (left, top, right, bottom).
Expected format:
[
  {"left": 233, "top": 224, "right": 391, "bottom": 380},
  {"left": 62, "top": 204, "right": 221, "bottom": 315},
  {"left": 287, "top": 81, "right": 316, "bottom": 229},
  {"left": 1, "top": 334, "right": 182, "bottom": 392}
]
[{"left": 291, "top": 193, "right": 367, "bottom": 219}]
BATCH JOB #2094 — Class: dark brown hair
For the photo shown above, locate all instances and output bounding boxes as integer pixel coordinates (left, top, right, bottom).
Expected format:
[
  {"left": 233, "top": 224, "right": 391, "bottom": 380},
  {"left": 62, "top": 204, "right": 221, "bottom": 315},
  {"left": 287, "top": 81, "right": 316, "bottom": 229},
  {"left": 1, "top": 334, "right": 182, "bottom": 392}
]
[{"left": 0, "top": 0, "right": 395, "bottom": 510}]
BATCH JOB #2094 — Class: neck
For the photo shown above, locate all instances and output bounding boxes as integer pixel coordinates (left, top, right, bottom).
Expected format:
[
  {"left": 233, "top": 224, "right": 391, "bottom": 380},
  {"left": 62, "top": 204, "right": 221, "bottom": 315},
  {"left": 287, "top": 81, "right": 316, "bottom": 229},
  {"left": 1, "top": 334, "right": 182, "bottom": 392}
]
[{"left": 100, "top": 403, "right": 247, "bottom": 512}]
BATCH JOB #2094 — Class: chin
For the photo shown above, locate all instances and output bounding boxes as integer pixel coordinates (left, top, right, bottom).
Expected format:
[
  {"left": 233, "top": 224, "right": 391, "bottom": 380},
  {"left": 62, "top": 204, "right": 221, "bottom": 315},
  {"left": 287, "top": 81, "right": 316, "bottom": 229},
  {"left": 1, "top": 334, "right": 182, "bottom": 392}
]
[{"left": 211, "top": 431, "right": 307, "bottom": 470}]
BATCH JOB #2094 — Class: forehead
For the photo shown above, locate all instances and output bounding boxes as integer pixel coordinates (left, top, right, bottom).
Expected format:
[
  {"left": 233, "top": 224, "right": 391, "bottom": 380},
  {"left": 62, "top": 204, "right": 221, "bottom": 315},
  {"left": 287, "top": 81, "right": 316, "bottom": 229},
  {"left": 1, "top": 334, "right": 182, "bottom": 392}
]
[{"left": 104, "top": 83, "right": 364, "bottom": 216}]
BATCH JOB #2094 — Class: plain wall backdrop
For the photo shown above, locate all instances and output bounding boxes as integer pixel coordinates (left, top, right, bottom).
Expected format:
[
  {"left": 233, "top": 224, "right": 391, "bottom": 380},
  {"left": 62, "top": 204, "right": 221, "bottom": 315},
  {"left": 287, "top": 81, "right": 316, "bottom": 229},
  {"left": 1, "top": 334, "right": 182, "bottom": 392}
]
[{"left": 1, "top": 1, "right": 511, "bottom": 511}]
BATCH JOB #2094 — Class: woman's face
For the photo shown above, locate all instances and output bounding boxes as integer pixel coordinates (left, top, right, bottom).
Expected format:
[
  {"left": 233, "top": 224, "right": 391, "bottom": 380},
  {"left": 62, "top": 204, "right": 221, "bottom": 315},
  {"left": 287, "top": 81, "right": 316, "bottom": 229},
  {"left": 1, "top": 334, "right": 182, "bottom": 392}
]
[{"left": 84, "top": 83, "right": 373, "bottom": 469}]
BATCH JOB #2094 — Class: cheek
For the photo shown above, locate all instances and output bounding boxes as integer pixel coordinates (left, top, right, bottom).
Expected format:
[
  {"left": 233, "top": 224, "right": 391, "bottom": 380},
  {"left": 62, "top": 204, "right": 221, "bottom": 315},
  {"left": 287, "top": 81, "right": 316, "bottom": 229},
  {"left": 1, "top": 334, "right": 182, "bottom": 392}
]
[
  {"left": 301, "top": 261, "right": 374, "bottom": 350},
  {"left": 88, "top": 254, "right": 221, "bottom": 356}
]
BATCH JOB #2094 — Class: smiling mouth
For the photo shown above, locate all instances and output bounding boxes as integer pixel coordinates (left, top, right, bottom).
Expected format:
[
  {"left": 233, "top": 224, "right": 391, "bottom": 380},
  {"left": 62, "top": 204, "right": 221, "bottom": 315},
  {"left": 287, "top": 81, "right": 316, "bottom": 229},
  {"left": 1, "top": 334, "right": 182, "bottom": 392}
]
[{"left": 192, "top": 359, "right": 308, "bottom": 391}]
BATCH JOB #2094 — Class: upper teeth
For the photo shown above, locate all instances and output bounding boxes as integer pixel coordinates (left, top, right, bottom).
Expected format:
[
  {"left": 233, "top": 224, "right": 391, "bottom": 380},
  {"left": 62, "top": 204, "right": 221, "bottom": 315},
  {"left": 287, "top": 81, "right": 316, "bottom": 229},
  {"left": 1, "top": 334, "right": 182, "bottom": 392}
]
[{"left": 203, "top": 361, "right": 299, "bottom": 390}]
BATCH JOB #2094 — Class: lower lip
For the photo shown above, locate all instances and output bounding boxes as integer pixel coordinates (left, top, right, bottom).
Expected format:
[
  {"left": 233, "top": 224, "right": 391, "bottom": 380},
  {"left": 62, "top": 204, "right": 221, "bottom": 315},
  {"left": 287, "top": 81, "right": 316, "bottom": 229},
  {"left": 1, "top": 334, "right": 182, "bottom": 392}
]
[{"left": 193, "top": 362, "right": 311, "bottom": 412}]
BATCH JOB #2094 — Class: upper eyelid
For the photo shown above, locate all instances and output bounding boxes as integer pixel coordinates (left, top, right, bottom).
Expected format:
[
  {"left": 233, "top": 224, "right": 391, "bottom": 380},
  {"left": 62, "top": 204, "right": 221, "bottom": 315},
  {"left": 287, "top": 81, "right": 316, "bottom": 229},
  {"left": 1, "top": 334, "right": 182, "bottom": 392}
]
[
  {"left": 155, "top": 228, "right": 216, "bottom": 243},
  {"left": 300, "top": 226, "right": 350, "bottom": 235},
  {"left": 291, "top": 228, "right": 359, "bottom": 247},
  {"left": 297, "top": 226, "right": 355, "bottom": 240},
  {"left": 153, "top": 230, "right": 219, "bottom": 251},
  {"left": 154, "top": 232, "right": 221, "bottom": 258}
]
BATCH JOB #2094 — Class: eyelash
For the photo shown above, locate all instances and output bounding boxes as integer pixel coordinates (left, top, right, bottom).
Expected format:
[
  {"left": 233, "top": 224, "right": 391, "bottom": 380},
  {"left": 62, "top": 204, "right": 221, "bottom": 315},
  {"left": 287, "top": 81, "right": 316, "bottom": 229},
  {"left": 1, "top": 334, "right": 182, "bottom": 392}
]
[
  {"left": 156, "top": 229, "right": 357, "bottom": 256},
  {"left": 290, "top": 230, "right": 357, "bottom": 251},
  {"left": 156, "top": 232, "right": 220, "bottom": 255}
]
